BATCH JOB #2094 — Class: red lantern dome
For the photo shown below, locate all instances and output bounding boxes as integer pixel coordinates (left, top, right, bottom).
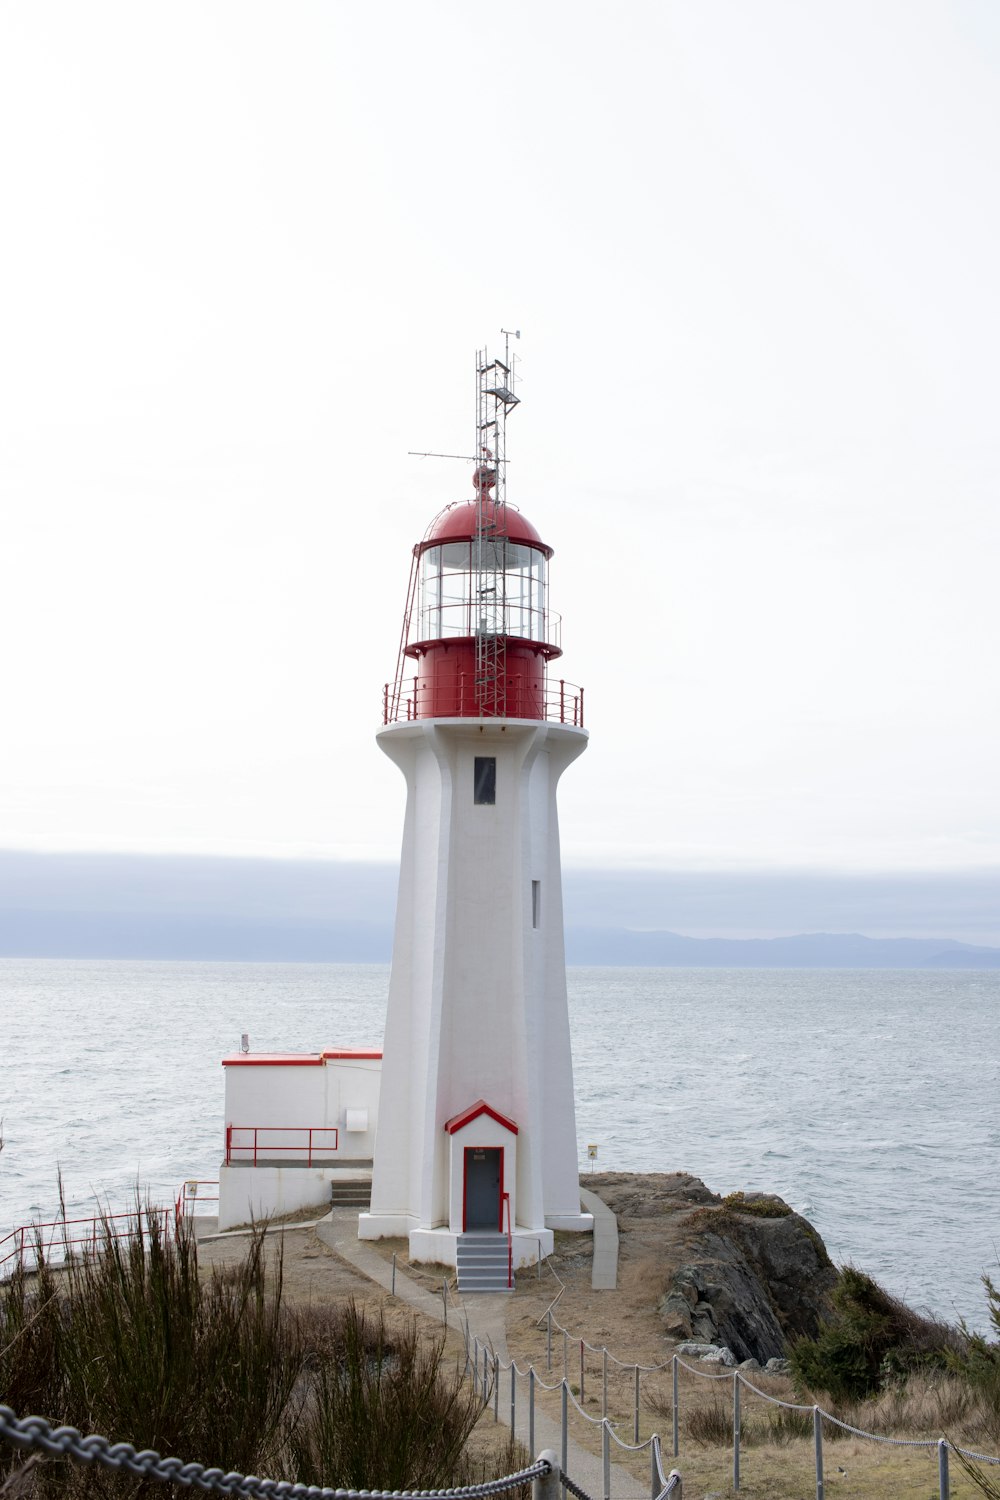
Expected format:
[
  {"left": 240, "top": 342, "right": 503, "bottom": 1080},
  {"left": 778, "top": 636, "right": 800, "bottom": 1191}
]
[{"left": 381, "top": 345, "right": 583, "bottom": 728}]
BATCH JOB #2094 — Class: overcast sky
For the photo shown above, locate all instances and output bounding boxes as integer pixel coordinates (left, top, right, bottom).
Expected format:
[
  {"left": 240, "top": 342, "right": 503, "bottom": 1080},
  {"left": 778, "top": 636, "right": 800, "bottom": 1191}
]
[{"left": 2, "top": 2, "right": 998, "bottom": 885}]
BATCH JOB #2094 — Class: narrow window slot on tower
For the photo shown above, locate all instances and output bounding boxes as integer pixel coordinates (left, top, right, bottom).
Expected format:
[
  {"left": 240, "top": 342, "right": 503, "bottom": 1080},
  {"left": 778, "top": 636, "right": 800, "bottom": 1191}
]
[
  {"left": 474, "top": 756, "right": 496, "bottom": 805},
  {"left": 532, "top": 880, "right": 541, "bottom": 929}
]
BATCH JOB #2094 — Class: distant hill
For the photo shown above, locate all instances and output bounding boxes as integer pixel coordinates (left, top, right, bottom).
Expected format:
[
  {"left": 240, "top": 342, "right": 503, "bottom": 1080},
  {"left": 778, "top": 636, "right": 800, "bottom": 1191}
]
[{"left": 563, "top": 929, "right": 1000, "bottom": 968}]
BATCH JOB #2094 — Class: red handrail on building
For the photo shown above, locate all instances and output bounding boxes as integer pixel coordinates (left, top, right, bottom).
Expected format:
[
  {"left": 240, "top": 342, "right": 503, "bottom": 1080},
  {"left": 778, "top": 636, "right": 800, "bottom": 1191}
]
[
  {"left": 174, "top": 1180, "right": 219, "bottom": 1220},
  {"left": 225, "top": 1125, "right": 340, "bottom": 1166},
  {"left": 502, "top": 1191, "right": 513, "bottom": 1289}
]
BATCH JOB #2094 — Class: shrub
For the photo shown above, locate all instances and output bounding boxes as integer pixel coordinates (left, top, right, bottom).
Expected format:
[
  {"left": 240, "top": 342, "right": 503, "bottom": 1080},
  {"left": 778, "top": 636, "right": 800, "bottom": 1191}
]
[
  {"left": 722, "top": 1192, "right": 792, "bottom": 1219},
  {"left": 287, "top": 1301, "right": 487, "bottom": 1492},
  {"left": 947, "top": 1270, "right": 1000, "bottom": 1447},
  {"left": 684, "top": 1397, "right": 738, "bottom": 1447},
  {"left": 0, "top": 1249, "right": 62, "bottom": 1419},
  {"left": 789, "top": 1266, "right": 958, "bottom": 1403},
  {"left": 2, "top": 1205, "right": 300, "bottom": 1496},
  {"left": 1, "top": 1208, "right": 501, "bottom": 1498}
]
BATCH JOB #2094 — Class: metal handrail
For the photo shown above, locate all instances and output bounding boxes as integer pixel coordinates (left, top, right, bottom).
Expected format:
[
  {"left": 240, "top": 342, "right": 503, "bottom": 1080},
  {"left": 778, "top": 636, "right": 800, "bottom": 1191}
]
[
  {"left": 225, "top": 1125, "right": 340, "bottom": 1166},
  {"left": 0, "top": 1208, "right": 173, "bottom": 1273},
  {"left": 174, "top": 1180, "right": 220, "bottom": 1219},
  {"left": 501, "top": 1192, "right": 513, "bottom": 1289}
]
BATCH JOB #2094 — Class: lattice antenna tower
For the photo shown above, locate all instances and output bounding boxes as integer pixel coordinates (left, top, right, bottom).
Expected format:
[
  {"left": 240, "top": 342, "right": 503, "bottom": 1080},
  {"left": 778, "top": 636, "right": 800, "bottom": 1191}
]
[{"left": 473, "top": 331, "right": 520, "bottom": 716}]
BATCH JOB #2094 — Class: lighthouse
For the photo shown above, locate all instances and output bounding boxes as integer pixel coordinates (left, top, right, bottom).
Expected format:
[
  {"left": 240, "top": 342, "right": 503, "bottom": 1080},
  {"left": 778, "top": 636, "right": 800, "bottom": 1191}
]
[{"left": 358, "top": 343, "right": 593, "bottom": 1275}]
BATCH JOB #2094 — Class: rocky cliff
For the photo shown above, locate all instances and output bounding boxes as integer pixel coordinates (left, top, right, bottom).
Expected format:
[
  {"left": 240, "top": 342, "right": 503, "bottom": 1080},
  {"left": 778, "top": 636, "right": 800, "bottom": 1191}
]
[{"left": 586, "top": 1173, "right": 838, "bottom": 1366}]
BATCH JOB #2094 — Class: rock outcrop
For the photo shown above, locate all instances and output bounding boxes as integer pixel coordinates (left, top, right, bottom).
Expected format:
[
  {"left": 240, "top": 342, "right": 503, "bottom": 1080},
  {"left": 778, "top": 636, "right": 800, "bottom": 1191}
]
[{"left": 585, "top": 1174, "right": 838, "bottom": 1367}]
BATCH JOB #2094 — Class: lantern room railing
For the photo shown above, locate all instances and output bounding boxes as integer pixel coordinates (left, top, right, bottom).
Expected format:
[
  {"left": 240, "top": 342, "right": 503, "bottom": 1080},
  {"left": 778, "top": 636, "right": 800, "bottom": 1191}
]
[{"left": 382, "top": 677, "right": 584, "bottom": 728}]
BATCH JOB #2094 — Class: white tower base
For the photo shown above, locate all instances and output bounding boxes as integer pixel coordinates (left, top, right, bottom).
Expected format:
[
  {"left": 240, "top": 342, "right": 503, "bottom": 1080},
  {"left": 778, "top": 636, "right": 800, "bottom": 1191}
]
[{"left": 362, "top": 717, "right": 590, "bottom": 1269}]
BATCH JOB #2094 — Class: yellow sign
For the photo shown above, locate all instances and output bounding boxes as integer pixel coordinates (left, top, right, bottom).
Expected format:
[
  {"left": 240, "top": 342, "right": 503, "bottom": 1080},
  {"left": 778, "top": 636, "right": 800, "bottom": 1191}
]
[{"left": 587, "top": 1144, "right": 598, "bottom": 1159}]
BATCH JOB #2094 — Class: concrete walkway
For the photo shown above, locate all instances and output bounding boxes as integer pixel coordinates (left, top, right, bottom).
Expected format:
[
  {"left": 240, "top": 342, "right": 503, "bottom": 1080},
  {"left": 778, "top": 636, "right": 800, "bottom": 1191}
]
[
  {"left": 579, "top": 1187, "right": 619, "bottom": 1291},
  {"left": 317, "top": 1211, "right": 653, "bottom": 1500}
]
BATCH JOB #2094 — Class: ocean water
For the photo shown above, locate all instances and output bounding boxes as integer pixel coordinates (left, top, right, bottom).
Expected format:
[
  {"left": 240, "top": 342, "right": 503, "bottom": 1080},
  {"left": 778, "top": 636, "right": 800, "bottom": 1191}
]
[{"left": 0, "top": 960, "right": 996, "bottom": 1332}]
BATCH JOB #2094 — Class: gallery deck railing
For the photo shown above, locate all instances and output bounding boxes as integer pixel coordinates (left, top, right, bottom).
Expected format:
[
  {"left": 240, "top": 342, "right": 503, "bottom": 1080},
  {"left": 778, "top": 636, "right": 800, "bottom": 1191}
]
[{"left": 384, "top": 677, "right": 584, "bottom": 728}]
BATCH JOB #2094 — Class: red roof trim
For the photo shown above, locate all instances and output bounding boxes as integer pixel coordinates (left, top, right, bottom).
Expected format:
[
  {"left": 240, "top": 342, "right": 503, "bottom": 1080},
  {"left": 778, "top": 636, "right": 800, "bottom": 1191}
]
[
  {"left": 223, "top": 1049, "right": 383, "bottom": 1067},
  {"left": 445, "top": 1099, "right": 519, "bottom": 1136},
  {"left": 222, "top": 1054, "right": 323, "bottom": 1067}
]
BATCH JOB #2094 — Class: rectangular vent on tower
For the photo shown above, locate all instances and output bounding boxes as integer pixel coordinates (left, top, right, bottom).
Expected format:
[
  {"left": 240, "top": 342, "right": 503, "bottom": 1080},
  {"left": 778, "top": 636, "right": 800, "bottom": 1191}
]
[
  {"left": 474, "top": 756, "right": 496, "bottom": 805},
  {"left": 532, "top": 880, "right": 541, "bottom": 929}
]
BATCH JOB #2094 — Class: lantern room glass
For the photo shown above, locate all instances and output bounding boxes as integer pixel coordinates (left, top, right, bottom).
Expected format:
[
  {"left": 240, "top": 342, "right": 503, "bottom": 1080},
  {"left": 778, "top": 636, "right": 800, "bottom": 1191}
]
[{"left": 417, "top": 541, "right": 548, "bottom": 643}]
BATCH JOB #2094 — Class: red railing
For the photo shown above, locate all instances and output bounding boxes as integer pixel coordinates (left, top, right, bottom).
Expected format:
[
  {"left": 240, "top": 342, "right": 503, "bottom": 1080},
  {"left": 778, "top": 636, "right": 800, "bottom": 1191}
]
[
  {"left": 383, "top": 676, "right": 584, "bottom": 728},
  {"left": 174, "top": 1180, "right": 219, "bottom": 1219},
  {"left": 225, "top": 1125, "right": 339, "bottom": 1166},
  {"left": 0, "top": 1208, "right": 173, "bottom": 1274},
  {"left": 502, "top": 1191, "right": 513, "bottom": 1289}
]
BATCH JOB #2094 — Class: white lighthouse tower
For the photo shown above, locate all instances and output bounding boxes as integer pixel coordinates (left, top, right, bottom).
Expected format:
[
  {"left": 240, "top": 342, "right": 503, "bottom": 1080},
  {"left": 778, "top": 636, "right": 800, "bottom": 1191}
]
[{"left": 359, "top": 344, "right": 592, "bottom": 1275}]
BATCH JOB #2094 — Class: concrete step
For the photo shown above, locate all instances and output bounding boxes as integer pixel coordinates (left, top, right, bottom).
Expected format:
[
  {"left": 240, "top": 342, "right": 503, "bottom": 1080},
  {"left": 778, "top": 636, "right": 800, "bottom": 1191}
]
[
  {"left": 329, "top": 1182, "right": 372, "bottom": 1209},
  {"left": 456, "top": 1233, "right": 511, "bottom": 1293}
]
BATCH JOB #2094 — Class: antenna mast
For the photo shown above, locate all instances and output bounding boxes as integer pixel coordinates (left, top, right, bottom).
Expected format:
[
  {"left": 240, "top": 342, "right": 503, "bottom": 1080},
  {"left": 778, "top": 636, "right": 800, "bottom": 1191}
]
[{"left": 473, "top": 331, "right": 520, "bottom": 716}]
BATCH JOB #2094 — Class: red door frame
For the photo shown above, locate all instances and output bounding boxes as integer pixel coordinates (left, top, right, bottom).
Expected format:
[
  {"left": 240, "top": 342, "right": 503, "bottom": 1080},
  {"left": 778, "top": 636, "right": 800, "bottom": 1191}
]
[{"left": 462, "top": 1145, "right": 504, "bottom": 1232}]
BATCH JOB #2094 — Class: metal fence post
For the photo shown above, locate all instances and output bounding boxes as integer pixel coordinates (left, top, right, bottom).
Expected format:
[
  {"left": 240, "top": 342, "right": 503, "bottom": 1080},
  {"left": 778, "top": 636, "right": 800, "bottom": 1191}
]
[
  {"left": 938, "top": 1439, "right": 949, "bottom": 1500},
  {"left": 493, "top": 1355, "right": 500, "bottom": 1421},
  {"left": 602, "top": 1347, "right": 608, "bottom": 1419},
  {"left": 813, "top": 1406, "right": 824, "bottom": 1500},
  {"left": 732, "top": 1375, "right": 740, "bottom": 1492},
  {"left": 650, "top": 1441, "right": 658, "bottom": 1500},
  {"left": 533, "top": 1449, "right": 561, "bottom": 1500},
  {"left": 602, "top": 1419, "right": 611, "bottom": 1500},
  {"left": 529, "top": 1367, "right": 536, "bottom": 1455},
  {"left": 547, "top": 1309, "right": 552, "bottom": 1370},
  {"left": 580, "top": 1339, "right": 585, "bottom": 1404},
  {"left": 672, "top": 1356, "right": 679, "bottom": 1457},
  {"left": 442, "top": 1278, "right": 448, "bottom": 1327},
  {"left": 483, "top": 1344, "right": 489, "bottom": 1402},
  {"left": 391, "top": 1252, "right": 396, "bottom": 1296},
  {"left": 634, "top": 1365, "right": 640, "bottom": 1444},
  {"left": 510, "top": 1362, "right": 516, "bottom": 1434},
  {"left": 561, "top": 1380, "right": 568, "bottom": 1476},
  {"left": 563, "top": 1329, "right": 568, "bottom": 1380}
]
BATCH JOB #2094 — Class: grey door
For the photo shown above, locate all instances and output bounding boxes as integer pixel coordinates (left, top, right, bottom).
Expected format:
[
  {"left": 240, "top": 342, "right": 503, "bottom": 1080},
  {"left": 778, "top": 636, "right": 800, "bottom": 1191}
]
[{"left": 464, "top": 1147, "right": 501, "bottom": 1230}]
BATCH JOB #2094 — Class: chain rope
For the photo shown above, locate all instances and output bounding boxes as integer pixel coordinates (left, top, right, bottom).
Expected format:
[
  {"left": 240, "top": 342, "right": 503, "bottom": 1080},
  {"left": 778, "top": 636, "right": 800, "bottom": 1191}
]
[{"left": 0, "top": 1406, "right": 550, "bottom": 1498}]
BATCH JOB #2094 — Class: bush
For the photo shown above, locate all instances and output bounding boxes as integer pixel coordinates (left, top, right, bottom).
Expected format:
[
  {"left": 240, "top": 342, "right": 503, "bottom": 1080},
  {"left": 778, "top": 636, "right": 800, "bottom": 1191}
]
[
  {"left": 947, "top": 1270, "right": 1000, "bottom": 1447},
  {"left": 0, "top": 1206, "right": 497, "bottom": 1497},
  {"left": 1, "top": 1206, "right": 299, "bottom": 1496},
  {"left": 721, "top": 1192, "right": 792, "bottom": 1219},
  {"left": 685, "top": 1398, "right": 737, "bottom": 1447},
  {"left": 789, "top": 1266, "right": 958, "bottom": 1403},
  {"left": 288, "top": 1301, "right": 490, "bottom": 1492}
]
